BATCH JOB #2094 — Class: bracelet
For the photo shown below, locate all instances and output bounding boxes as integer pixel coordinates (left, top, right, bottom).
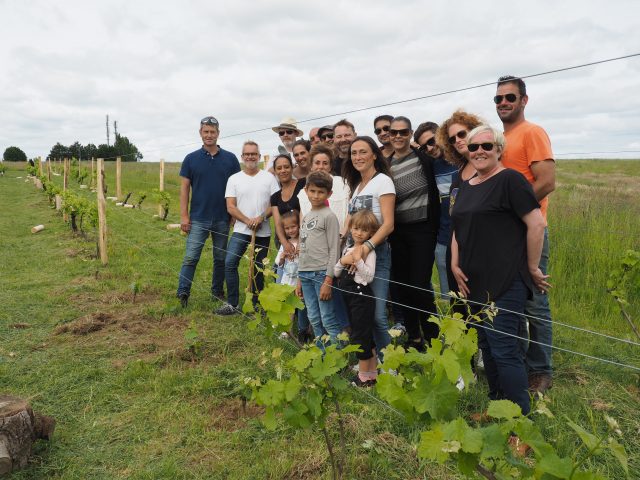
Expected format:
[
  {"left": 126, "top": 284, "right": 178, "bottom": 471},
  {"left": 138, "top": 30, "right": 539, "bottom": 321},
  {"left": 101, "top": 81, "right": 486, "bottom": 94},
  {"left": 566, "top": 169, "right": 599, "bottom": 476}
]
[{"left": 365, "top": 240, "right": 376, "bottom": 251}]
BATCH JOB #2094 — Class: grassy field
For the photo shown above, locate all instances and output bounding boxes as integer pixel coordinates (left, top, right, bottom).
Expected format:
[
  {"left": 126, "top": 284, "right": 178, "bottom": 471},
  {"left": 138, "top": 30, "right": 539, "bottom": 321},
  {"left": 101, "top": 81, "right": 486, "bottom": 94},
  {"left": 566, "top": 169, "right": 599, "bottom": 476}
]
[{"left": 1, "top": 159, "right": 639, "bottom": 479}]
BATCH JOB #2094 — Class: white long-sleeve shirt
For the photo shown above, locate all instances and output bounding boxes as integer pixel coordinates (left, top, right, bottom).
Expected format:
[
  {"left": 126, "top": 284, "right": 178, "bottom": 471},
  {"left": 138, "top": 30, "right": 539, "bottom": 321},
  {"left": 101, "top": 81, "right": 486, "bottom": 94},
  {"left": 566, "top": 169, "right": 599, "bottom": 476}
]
[{"left": 333, "top": 246, "right": 376, "bottom": 285}]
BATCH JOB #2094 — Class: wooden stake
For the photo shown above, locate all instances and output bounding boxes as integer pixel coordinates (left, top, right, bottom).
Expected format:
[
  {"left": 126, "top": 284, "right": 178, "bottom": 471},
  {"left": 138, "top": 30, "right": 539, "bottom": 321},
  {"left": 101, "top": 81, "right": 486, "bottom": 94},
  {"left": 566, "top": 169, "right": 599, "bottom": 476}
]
[
  {"left": 116, "top": 156, "right": 122, "bottom": 199},
  {"left": 47, "top": 158, "right": 51, "bottom": 181},
  {"left": 37, "top": 156, "right": 43, "bottom": 176},
  {"left": 263, "top": 154, "right": 270, "bottom": 170},
  {"left": 31, "top": 225, "right": 45, "bottom": 234},
  {"left": 90, "top": 157, "right": 95, "bottom": 188},
  {"left": 247, "top": 230, "right": 257, "bottom": 298},
  {"left": 63, "top": 159, "right": 69, "bottom": 222},
  {"left": 96, "top": 158, "right": 108, "bottom": 265},
  {"left": 158, "top": 158, "right": 165, "bottom": 217}
]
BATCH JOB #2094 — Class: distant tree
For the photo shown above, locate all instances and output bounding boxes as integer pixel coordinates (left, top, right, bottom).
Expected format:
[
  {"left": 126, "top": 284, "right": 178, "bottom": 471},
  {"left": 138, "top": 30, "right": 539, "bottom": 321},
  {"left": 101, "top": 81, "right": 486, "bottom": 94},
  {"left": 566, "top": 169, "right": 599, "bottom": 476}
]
[
  {"left": 114, "top": 133, "right": 143, "bottom": 161},
  {"left": 3, "top": 146, "right": 27, "bottom": 162},
  {"left": 49, "top": 142, "right": 69, "bottom": 160},
  {"left": 84, "top": 143, "right": 98, "bottom": 160},
  {"left": 96, "top": 144, "right": 118, "bottom": 160},
  {"left": 69, "top": 141, "right": 83, "bottom": 160}
]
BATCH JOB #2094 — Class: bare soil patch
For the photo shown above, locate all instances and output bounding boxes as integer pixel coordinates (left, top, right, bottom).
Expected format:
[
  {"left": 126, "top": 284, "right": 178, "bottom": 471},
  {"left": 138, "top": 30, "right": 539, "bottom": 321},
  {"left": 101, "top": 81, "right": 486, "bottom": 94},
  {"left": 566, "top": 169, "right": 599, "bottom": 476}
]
[
  {"left": 54, "top": 312, "right": 115, "bottom": 335},
  {"left": 208, "top": 398, "right": 264, "bottom": 432}
]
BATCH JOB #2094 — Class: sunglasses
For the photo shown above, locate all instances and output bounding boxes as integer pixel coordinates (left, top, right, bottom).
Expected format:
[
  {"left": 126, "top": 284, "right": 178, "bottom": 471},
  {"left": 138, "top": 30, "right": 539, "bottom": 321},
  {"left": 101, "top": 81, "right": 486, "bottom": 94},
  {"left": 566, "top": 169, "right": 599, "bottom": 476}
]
[
  {"left": 493, "top": 93, "right": 519, "bottom": 104},
  {"left": 200, "top": 116, "right": 219, "bottom": 126},
  {"left": 467, "top": 142, "right": 495, "bottom": 152},
  {"left": 374, "top": 125, "right": 390, "bottom": 135},
  {"left": 448, "top": 130, "right": 467, "bottom": 144},
  {"left": 418, "top": 137, "right": 436, "bottom": 152},
  {"left": 321, "top": 133, "right": 334, "bottom": 140},
  {"left": 389, "top": 128, "right": 411, "bottom": 137},
  {"left": 278, "top": 129, "right": 296, "bottom": 136}
]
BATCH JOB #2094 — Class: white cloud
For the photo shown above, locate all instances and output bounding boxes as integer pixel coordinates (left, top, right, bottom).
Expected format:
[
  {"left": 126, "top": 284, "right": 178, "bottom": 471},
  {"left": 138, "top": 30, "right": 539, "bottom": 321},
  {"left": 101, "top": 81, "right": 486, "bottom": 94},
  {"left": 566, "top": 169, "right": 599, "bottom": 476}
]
[{"left": 1, "top": 0, "right": 640, "bottom": 161}]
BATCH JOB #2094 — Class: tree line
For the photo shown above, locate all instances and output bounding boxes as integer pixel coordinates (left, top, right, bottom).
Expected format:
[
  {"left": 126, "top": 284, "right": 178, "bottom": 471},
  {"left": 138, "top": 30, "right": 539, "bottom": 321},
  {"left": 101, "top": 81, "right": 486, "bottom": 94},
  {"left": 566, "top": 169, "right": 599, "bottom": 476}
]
[{"left": 48, "top": 133, "right": 143, "bottom": 162}]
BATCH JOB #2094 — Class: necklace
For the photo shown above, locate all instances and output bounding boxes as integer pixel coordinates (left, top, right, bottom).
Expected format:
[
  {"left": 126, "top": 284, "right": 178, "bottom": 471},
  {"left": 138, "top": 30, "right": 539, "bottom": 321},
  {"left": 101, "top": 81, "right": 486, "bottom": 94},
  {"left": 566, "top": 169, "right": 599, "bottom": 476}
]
[{"left": 473, "top": 164, "right": 503, "bottom": 184}]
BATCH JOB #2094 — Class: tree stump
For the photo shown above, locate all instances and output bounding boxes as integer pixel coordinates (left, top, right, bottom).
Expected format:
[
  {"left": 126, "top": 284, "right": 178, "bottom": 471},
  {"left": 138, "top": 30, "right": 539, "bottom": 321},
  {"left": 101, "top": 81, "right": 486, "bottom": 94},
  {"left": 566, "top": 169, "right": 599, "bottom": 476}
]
[{"left": 0, "top": 395, "right": 55, "bottom": 475}]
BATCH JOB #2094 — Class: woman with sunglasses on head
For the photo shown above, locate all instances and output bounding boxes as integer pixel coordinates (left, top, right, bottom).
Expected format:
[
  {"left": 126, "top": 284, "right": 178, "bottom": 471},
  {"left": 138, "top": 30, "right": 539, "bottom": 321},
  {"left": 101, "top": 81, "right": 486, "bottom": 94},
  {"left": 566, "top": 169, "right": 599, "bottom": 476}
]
[
  {"left": 437, "top": 110, "right": 483, "bottom": 305},
  {"left": 450, "top": 125, "right": 548, "bottom": 417},
  {"left": 385, "top": 116, "right": 441, "bottom": 351}
]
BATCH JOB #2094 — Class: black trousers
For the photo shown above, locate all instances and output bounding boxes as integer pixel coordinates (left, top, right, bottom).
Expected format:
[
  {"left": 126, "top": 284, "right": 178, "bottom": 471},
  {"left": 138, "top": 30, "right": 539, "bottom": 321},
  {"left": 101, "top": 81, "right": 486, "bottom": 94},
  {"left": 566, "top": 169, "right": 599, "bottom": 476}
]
[
  {"left": 339, "top": 273, "right": 375, "bottom": 360},
  {"left": 390, "top": 221, "right": 439, "bottom": 343}
]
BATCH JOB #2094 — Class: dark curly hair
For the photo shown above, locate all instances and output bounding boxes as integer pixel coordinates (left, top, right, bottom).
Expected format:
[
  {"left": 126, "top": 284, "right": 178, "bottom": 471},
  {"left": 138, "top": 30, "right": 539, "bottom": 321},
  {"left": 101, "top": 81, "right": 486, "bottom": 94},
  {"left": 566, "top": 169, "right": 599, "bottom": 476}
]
[
  {"left": 342, "top": 136, "right": 392, "bottom": 195},
  {"left": 436, "top": 109, "right": 484, "bottom": 167}
]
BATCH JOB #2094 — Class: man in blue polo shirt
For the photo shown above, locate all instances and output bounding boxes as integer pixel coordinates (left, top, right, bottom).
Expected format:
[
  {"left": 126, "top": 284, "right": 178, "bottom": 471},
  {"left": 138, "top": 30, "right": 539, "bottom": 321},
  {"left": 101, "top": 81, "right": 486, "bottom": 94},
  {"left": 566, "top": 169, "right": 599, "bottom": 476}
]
[{"left": 176, "top": 116, "right": 241, "bottom": 307}]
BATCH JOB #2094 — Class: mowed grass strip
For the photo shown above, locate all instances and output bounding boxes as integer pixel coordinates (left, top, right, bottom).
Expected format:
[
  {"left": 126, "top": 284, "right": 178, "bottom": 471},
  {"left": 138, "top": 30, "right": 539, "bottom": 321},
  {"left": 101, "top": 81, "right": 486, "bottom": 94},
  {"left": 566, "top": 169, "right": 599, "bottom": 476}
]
[{"left": 1, "top": 160, "right": 639, "bottom": 478}]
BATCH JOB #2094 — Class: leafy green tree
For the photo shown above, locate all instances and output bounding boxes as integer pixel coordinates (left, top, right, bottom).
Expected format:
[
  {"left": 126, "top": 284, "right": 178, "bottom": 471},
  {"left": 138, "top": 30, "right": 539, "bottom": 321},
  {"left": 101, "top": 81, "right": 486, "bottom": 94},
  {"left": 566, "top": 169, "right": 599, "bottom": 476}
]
[
  {"left": 3, "top": 146, "right": 27, "bottom": 162},
  {"left": 114, "top": 133, "right": 143, "bottom": 161},
  {"left": 49, "top": 142, "right": 69, "bottom": 160}
]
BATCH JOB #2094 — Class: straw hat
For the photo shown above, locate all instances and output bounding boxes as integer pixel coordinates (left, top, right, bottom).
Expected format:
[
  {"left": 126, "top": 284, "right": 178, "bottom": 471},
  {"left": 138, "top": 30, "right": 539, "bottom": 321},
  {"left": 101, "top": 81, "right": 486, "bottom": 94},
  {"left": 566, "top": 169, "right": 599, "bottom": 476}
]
[{"left": 271, "top": 116, "right": 303, "bottom": 137}]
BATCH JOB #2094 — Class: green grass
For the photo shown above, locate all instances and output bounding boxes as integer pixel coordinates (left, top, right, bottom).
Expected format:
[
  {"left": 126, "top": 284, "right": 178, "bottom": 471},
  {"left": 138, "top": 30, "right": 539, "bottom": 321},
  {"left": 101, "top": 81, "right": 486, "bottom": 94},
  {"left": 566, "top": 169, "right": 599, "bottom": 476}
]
[{"left": 1, "top": 160, "right": 639, "bottom": 479}]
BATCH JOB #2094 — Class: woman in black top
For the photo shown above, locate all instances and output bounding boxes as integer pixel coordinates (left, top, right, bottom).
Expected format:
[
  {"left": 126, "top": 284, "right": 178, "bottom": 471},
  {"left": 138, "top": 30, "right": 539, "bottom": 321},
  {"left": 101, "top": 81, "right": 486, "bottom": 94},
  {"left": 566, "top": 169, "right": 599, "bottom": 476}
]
[
  {"left": 271, "top": 154, "right": 306, "bottom": 256},
  {"left": 387, "top": 116, "right": 441, "bottom": 351},
  {"left": 450, "top": 125, "right": 548, "bottom": 415}
]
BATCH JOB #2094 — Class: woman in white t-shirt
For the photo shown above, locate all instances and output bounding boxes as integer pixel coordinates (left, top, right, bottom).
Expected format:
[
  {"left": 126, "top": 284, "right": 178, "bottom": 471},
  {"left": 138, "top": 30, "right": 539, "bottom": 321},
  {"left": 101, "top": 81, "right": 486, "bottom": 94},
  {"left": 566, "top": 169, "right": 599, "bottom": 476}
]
[{"left": 343, "top": 136, "right": 396, "bottom": 359}]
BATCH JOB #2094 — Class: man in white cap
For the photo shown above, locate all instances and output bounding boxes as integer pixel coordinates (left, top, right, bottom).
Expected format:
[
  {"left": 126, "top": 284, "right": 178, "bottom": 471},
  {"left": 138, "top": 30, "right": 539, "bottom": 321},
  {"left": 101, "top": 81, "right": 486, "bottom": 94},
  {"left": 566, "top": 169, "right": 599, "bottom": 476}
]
[{"left": 267, "top": 117, "right": 303, "bottom": 170}]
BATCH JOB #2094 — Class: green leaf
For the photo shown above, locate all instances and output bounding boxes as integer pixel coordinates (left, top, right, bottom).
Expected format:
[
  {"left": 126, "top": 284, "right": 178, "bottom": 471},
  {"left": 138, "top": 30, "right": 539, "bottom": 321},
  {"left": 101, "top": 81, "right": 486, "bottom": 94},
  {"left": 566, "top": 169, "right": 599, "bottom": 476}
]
[
  {"left": 262, "top": 406, "right": 277, "bottom": 430},
  {"left": 607, "top": 438, "right": 628, "bottom": 475},
  {"left": 565, "top": 418, "right": 604, "bottom": 455},
  {"left": 247, "top": 318, "right": 261, "bottom": 330},
  {"left": 457, "top": 451, "right": 478, "bottom": 476},
  {"left": 440, "top": 348, "right": 461, "bottom": 383},
  {"left": 479, "top": 424, "right": 508, "bottom": 460},
  {"left": 283, "top": 400, "right": 311, "bottom": 428},
  {"left": 487, "top": 400, "right": 522, "bottom": 419},
  {"left": 289, "top": 349, "right": 318, "bottom": 372},
  {"left": 284, "top": 374, "right": 302, "bottom": 401},
  {"left": 379, "top": 344, "right": 406, "bottom": 370},
  {"left": 242, "top": 295, "right": 254, "bottom": 314},
  {"left": 536, "top": 453, "right": 573, "bottom": 479},
  {"left": 409, "top": 376, "right": 459, "bottom": 421},
  {"left": 376, "top": 373, "right": 406, "bottom": 403},
  {"left": 306, "top": 389, "right": 323, "bottom": 419},
  {"left": 417, "top": 426, "right": 449, "bottom": 463},
  {"left": 571, "top": 472, "right": 608, "bottom": 480},
  {"left": 442, "top": 418, "right": 483, "bottom": 454},
  {"left": 256, "top": 380, "right": 285, "bottom": 407},
  {"left": 513, "top": 418, "right": 555, "bottom": 457},
  {"left": 341, "top": 344, "right": 364, "bottom": 354},
  {"left": 308, "top": 352, "right": 341, "bottom": 382}
]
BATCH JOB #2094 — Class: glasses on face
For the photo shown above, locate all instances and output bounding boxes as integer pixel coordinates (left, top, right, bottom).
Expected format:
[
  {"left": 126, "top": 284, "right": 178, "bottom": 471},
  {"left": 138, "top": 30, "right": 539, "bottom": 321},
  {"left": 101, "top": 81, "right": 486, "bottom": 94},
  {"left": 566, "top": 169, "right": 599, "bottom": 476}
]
[
  {"left": 321, "top": 133, "right": 334, "bottom": 140},
  {"left": 200, "top": 116, "right": 219, "bottom": 126},
  {"left": 448, "top": 130, "right": 467, "bottom": 145},
  {"left": 374, "top": 125, "right": 390, "bottom": 135},
  {"left": 418, "top": 137, "right": 436, "bottom": 153},
  {"left": 278, "top": 129, "right": 295, "bottom": 136},
  {"left": 389, "top": 128, "right": 411, "bottom": 137},
  {"left": 493, "top": 93, "right": 519, "bottom": 104},
  {"left": 242, "top": 152, "right": 260, "bottom": 157},
  {"left": 467, "top": 142, "right": 495, "bottom": 153}
]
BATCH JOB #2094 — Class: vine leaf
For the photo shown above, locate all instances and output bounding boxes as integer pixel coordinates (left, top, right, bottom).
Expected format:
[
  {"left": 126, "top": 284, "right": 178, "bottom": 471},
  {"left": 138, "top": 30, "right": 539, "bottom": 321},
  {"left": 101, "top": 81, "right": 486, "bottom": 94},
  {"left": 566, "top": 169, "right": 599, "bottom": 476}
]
[
  {"left": 607, "top": 438, "right": 628, "bottom": 475},
  {"left": 487, "top": 400, "right": 522, "bottom": 419},
  {"left": 417, "top": 426, "right": 449, "bottom": 463},
  {"left": 537, "top": 453, "right": 574, "bottom": 479},
  {"left": 565, "top": 418, "right": 604, "bottom": 455}
]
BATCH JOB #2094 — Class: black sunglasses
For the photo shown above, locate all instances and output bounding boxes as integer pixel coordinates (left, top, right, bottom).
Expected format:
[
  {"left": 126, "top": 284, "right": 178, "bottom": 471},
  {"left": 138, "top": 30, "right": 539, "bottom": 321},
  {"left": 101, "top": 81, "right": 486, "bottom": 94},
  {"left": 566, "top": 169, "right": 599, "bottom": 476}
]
[
  {"left": 448, "top": 130, "right": 467, "bottom": 144},
  {"left": 467, "top": 142, "right": 495, "bottom": 152},
  {"left": 200, "top": 116, "right": 219, "bottom": 126},
  {"left": 493, "top": 93, "right": 519, "bottom": 104},
  {"left": 374, "top": 125, "right": 390, "bottom": 135},
  {"left": 278, "top": 129, "right": 296, "bottom": 136},
  {"left": 321, "top": 133, "right": 334, "bottom": 140},
  {"left": 389, "top": 128, "right": 411, "bottom": 137},
  {"left": 418, "top": 137, "right": 437, "bottom": 152}
]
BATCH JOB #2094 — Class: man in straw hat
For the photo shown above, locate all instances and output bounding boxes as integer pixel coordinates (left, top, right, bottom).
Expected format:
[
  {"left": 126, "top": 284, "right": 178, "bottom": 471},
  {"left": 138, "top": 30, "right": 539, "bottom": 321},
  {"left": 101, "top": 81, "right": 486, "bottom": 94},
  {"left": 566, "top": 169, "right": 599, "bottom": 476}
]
[{"left": 267, "top": 116, "right": 304, "bottom": 170}]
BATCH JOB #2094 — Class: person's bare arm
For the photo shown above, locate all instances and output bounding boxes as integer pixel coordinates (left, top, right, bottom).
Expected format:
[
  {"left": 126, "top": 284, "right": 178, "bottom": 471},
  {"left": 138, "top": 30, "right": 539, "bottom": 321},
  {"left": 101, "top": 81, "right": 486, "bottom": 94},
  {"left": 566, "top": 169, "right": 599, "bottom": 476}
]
[
  {"left": 360, "top": 193, "right": 395, "bottom": 259},
  {"left": 450, "top": 232, "right": 470, "bottom": 297},
  {"left": 180, "top": 177, "right": 191, "bottom": 233},
  {"left": 522, "top": 208, "right": 551, "bottom": 293},
  {"left": 530, "top": 160, "right": 555, "bottom": 201}
]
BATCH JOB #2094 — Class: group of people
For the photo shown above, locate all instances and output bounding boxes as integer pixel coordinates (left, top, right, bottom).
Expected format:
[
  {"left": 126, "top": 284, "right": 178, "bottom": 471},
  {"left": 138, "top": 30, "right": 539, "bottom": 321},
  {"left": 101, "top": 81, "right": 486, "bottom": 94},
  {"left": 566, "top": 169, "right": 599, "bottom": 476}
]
[{"left": 175, "top": 75, "right": 556, "bottom": 415}]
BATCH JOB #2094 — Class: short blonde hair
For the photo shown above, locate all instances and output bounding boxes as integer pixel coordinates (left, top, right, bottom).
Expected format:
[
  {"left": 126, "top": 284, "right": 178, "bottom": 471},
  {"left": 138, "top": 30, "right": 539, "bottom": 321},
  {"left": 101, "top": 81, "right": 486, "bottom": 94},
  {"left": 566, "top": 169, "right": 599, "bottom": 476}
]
[
  {"left": 467, "top": 125, "right": 506, "bottom": 157},
  {"left": 350, "top": 209, "right": 379, "bottom": 235}
]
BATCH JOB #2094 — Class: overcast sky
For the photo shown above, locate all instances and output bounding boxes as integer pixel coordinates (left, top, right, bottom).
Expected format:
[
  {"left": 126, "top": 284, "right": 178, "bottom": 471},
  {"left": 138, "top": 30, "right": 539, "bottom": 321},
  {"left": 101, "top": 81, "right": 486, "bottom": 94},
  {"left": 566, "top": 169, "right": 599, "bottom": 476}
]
[{"left": 2, "top": 0, "right": 640, "bottom": 163}]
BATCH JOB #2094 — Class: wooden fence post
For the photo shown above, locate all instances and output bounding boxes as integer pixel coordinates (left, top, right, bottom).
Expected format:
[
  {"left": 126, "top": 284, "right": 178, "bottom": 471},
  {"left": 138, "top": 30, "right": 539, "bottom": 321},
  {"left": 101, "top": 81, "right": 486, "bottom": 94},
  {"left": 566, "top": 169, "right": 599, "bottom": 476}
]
[
  {"left": 47, "top": 158, "right": 51, "bottom": 181},
  {"left": 96, "top": 158, "right": 108, "bottom": 265},
  {"left": 90, "top": 157, "right": 95, "bottom": 189},
  {"left": 38, "top": 156, "right": 43, "bottom": 176},
  {"left": 263, "top": 154, "right": 270, "bottom": 170},
  {"left": 158, "top": 158, "right": 165, "bottom": 217},
  {"left": 63, "top": 158, "right": 69, "bottom": 222},
  {"left": 116, "top": 156, "right": 122, "bottom": 199}
]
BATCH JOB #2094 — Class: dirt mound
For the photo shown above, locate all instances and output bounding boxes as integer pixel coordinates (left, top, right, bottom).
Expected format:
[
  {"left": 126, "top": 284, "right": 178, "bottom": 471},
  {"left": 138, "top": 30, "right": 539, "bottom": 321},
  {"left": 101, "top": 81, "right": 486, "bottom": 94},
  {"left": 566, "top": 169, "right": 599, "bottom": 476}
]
[
  {"left": 54, "top": 312, "right": 115, "bottom": 335},
  {"left": 209, "top": 398, "right": 264, "bottom": 432}
]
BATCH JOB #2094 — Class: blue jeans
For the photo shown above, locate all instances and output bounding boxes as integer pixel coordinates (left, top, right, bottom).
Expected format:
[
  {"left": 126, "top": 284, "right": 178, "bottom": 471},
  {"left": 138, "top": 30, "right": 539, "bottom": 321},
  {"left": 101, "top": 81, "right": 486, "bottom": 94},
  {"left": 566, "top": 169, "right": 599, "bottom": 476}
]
[
  {"left": 332, "top": 289, "right": 350, "bottom": 330},
  {"left": 177, "top": 220, "right": 229, "bottom": 298},
  {"left": 477, "top": 275, "right": 530, "bottom": 415},
  {"left": 371, "top": 241, "right": 392, "bottom": 357},
  {"left": 434, "top": 242, "right": 450, "bottom": 299},
  {"left": 225, "top": 232, "right": 271, "bottom": 307},
  {"left": 299, "top": 271, "right": 341, "bottom": 345},
  {"left": 524, "top": 228, "right": 552, "bottom": 375}
]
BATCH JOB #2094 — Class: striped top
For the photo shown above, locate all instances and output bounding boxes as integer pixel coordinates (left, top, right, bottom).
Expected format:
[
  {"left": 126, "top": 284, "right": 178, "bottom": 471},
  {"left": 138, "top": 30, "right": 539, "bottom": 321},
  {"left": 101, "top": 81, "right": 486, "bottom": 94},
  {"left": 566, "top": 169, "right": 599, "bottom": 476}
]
[{"left": 390, "top": 152, "right": 429, "bottom": 224}]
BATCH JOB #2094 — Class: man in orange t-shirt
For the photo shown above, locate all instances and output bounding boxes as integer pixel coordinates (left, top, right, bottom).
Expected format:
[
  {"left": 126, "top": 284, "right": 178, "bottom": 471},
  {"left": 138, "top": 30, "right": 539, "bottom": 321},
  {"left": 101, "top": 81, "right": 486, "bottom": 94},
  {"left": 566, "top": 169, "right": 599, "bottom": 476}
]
[{"left": 496, "top": 75, "right": 555, "bottom": 394}]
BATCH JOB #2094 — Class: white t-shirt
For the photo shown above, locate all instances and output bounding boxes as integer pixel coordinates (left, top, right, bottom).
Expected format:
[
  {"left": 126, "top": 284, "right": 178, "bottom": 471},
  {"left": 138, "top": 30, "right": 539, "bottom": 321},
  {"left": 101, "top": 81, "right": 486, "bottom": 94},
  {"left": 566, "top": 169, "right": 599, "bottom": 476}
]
[
  {"left": 348, "top": 173, "right": 396, "bottom": 224},
  {"left": 297, "top": 175, "right": 350, "bottom": 232},
  {"left": 225, "top": 169, "right": 279, "bottom": 237}
]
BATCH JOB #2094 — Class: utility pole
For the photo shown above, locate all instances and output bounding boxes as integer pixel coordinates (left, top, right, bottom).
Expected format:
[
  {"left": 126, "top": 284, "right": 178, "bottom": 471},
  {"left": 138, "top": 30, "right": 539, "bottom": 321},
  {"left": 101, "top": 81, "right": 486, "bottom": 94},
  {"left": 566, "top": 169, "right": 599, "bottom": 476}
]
[
  {"left": 114, "top": 120, "right": 118, "bottom": 139},
  {"left": 106, "top": 114, "right": 111, "bottom": 146}
]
